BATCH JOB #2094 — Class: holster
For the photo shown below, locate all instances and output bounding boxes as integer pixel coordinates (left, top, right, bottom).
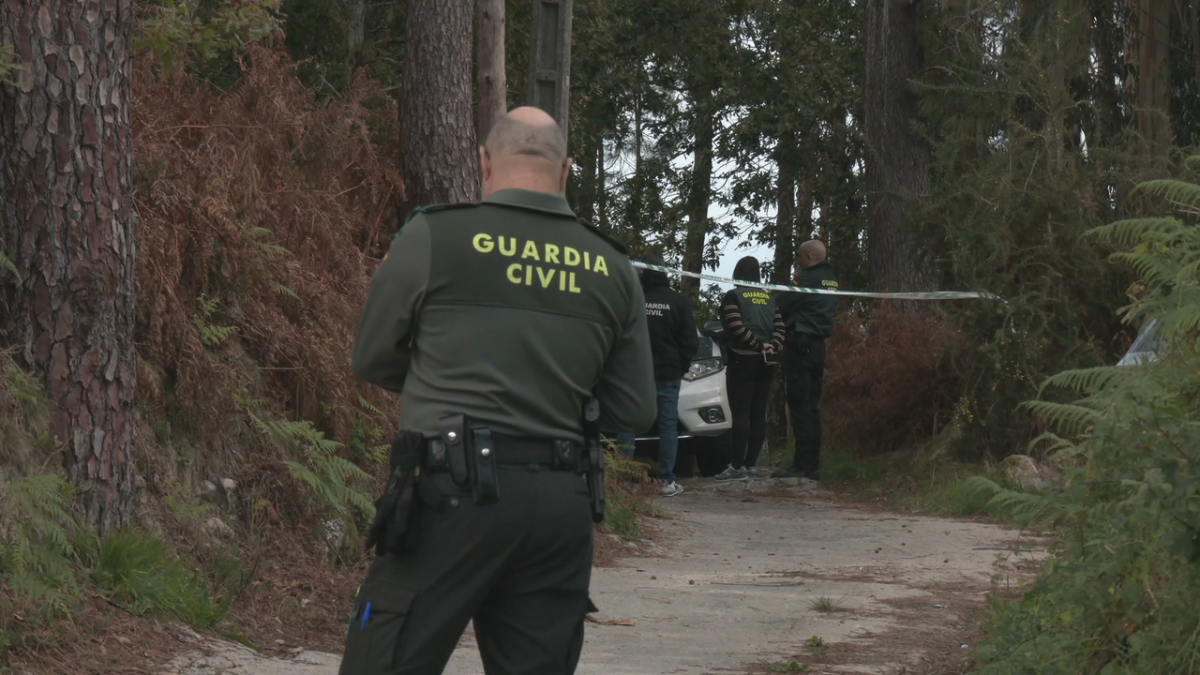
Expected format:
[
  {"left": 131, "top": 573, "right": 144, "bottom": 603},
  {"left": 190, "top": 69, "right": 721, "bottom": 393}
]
[
  {"left": 582, "top": 398, "right": 606, "bottom": 524},
  {"left": 365, "top": 431, "right": 425, "bottom": 556}
]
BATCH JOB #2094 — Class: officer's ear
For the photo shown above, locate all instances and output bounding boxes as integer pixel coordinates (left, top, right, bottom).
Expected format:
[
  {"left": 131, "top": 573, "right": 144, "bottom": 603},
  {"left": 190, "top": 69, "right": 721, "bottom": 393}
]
[
  {"left": 559, "top": 157, "right": 574, "bottom": 194},
  {"left": 480, "top": 147, "right": 493, "bottom": 183}
]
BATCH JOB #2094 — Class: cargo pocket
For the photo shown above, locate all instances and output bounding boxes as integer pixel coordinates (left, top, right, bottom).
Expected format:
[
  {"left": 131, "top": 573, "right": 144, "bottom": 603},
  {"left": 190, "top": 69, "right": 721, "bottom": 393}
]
[{"left": 339, "top": 581, "right": 417, "bottom": 674}]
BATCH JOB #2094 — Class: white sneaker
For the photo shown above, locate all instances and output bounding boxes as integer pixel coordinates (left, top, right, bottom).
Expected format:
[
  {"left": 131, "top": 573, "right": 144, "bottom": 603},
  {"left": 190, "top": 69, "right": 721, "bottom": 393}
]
[
  {"left": 660, "top": 481, "right": 684, "bottom": 497},
  {"left": 714, "top": 465, "right": 748, "bottom": 482}
]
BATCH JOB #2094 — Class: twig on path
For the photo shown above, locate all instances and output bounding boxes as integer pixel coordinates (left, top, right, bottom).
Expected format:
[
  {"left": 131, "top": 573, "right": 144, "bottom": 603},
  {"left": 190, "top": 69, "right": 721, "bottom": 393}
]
[{"left": 586, "top": 616, "right": 637, "bottom": 626}]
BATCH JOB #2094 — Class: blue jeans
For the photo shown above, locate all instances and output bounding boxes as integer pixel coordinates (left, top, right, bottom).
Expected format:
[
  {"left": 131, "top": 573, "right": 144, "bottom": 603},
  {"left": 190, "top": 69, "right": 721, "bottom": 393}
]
[{"left": 616, "top": 380, "right": 681, "bottom": 482}]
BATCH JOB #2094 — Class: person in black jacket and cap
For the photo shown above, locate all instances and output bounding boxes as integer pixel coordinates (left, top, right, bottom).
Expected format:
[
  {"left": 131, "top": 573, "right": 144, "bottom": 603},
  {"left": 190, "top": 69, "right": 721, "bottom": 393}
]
[{"left": 615, "top": 253, "right": 699, "bottom": 496}]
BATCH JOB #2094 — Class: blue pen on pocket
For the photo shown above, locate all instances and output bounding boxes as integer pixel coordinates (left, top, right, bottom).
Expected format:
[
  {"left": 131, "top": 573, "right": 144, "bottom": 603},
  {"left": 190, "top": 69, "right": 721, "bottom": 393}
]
[{"left": 360, "top": 602, "right": 372, "bottom": 630}]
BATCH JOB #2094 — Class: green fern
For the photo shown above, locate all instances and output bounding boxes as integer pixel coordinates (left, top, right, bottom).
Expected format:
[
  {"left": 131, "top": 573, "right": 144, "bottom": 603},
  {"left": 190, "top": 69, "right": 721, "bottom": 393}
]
[
  {"left": 0, "top": 250, "right": 19, "bottom": 282},
  {"left": 960, "top": 476, "right": 1066, "bottom": 524},
  {"left": 358, "top": 396, "right": 383, "bottom": 416},
  {"left": 1132, "top": 178, "right": 1200, "bottom": 213},
  {"left": 1036, "top": 366, "right": 1126, "bottom": 397},
  {"left": 977, "top": 159, "right": 1200, "bottom": 673},
  {"left": 248, "top": 413, "right": 375, "bottom": 523},
  {"left": 1088, "top": 216, "right": 1184, "bottom": 248},
  {"left": 192, "top": 295, "right": 238, "bottom": 347},
  {"left": 243, "top": 223, "right": 292, "bottom": 258},
  {"left": 1017, "top": 400, "right": 1104, "bottom": 438},
  {"left": 0, "top": 474, "right": 81, "bottom": 617}
]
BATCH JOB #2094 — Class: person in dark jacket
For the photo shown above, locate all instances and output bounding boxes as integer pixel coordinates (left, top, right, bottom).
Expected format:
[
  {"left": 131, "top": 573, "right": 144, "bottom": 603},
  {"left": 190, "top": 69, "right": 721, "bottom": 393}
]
[
  {"left": 773, "top": 240, "right": 839, "bottom": 481},
  {"left": 615, "top": 253, "right": 699, "bottom": 496},
  {"left": 714, "top": 256, "right": 786, "bottom": 481}
]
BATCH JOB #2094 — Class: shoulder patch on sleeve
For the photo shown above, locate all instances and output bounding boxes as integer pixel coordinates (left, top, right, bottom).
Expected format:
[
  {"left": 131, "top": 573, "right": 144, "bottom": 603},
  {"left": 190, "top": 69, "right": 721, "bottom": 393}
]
[{"left": 578, "top": 218, "right": 630, "bottom": 256}]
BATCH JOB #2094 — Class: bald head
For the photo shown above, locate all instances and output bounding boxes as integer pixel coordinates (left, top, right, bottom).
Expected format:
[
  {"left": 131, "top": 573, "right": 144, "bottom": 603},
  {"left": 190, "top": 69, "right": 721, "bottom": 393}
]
[
  {"left": 480, "top": 107, "right": 572, "bottom": 197},
  {"left": 798, "top": 240, "right": 827, "bottom": 271}
]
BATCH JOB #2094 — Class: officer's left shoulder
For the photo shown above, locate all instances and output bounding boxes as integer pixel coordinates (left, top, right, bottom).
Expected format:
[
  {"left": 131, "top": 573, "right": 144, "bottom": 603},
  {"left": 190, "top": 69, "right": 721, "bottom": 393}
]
[
  {"left": 402, "top": 201, "right": 482, "bottom": 225},
  {"left": 577, "top": 218, "right": 629, "bottom": 256}
]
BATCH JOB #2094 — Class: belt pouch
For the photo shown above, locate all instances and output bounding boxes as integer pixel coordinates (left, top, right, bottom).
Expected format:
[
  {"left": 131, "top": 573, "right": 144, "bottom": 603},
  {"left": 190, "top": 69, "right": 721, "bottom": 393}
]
[
  {"left": 470, "top": 426, "right": 500, "bottom": 504},
  {"left": 439, "top": 414, "right": 471, "bottom": 488}
]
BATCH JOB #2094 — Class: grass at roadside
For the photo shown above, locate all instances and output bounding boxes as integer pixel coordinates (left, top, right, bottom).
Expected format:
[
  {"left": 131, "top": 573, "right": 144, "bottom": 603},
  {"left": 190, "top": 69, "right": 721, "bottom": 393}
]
[
  {"left": 601, "top": 449, "right": 663, "bottom": 540},
  {"left": 774, "top": 445, "right": 1046, "bottom": 525}
]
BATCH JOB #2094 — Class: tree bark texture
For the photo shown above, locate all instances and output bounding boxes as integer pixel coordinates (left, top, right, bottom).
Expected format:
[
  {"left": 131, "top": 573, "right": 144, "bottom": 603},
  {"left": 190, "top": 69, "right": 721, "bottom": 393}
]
[
  {"left": 576, "top": 133, "right": 596, "bottom": 222},
  {"left": 794, "top": 176, "right": 813, "bottom": 278},
  {"left": 401, "top": 0, "right": 480, "bottom": 214},
  {"left": 1136, "top": 0, "right": 1172, "bottom": 153},
  {"left": 864, "top": 0, "right": 933, "bottom": 292},
  {"left": 680, "top": 89, "right": 714, "bottom": 300},
  {"left": 596, "top": 140, "right": 608, "bottom": 229},
  {"left": 0, "top": 0, "right": 137, "bottom": 534},
  {"left": 772, "top": 142, "right": 796, "bottom": 285},
  {"left": 346, "top": 0, "right": 366, "bottom": 82},
  {"left": 476, "top": 0, "right": 507, "bottom": 142}
]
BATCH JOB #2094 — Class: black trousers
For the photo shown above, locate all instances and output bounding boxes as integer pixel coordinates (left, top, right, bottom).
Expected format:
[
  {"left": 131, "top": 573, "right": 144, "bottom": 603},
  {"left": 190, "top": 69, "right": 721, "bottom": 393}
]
[
  {"left": 784, "top": 334, "right": 826, "bottom": 477},
  {"left": 726, "top": 352, "right": 775, "bottom": 469},
  {"left": 338, "top": 466, "right": 594, "bottom": 675}
]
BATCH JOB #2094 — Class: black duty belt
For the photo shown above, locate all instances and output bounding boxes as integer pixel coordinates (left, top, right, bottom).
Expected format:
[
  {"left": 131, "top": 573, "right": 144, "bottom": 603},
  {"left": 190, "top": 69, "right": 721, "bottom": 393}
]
[{"left": 427, "top": 434, "right": 580, "bottom": 469}]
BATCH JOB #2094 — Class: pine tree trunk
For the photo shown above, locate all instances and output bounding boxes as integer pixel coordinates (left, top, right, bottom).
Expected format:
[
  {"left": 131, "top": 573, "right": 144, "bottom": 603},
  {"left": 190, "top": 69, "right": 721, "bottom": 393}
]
[
  {"left": 0, "top": 0, "right": 137, "bottom": 534},
  {"left": 631, "top": 90, "right": 644, "bottom": 234},
  {"left": 596, "top": 140, "right": 608, "bottom": 229},
  {"left": 476, "top": 0, "right": 507, "bottom": 142},
  {"left": 1136, "top": 0, "right": 1172, "bottom": 154},
  {"left": 773, "top": 141, "right": 796, "bottom": 285},
  {"left": 794, "top": 176, "right": 813, "bottom": 276},
  {"left": 401, "top": 0, "right": 480, "bottom": 213},
  {"left": 680, "top": 89, "right": 714, "bottom": 300},
  {"left": 1092, "top": 0, "right": 1125, "bottom": 143},
  {"left": 346, "top": 0, "right": 366, "bottom": 82},
  {"left": 864, "top": 0, "right": 932, "bottom": 292},
  {"left": 576, "top": 133, "right": 596, "bottom": 222}
]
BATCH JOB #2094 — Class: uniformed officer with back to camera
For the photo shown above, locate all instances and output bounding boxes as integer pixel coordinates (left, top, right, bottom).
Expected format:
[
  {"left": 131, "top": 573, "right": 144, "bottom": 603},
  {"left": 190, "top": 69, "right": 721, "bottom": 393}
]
[{"left": 337, "top": 106, "right": 657, "bottom": 675}]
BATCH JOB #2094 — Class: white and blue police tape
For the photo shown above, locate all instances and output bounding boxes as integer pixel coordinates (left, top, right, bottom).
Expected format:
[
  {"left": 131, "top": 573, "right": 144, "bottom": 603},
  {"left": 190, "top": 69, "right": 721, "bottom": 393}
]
[{"left": 629, "top": 261, "right": 1003, "bottom": 302}]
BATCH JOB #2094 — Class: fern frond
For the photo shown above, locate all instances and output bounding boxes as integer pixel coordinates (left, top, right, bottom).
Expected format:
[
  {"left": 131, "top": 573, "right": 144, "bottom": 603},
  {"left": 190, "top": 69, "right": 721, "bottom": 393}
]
[
  {"left": 1111, "top": 251, "right": 1182, "bottom": 288},
  {"left": 1133, "top": 179, "right": 1200, "bottom": 212},
  {"left": 0, "top": 474, "right": 81, "bottom": 611},
  {"left": 258, "top": 243, "right": 292, "bottom": 257},
  {"left": 275, "top": 283, "right": 299, "bottom": 299},
  {"left": 975, "top": 478, "right": 1068, "bottom": 523},
  {"left": 1088, "top": 217, "right": 1183, "bottom": 247},
  {"left": 0, "top": 250, "right": 20, "bottom": 282},
  {"left": 247, "top": 412, "right": 277, "bottom": 440},
  {"left": 1019, "top": 400, "right": 1103, "bottom": 437},
  {"left": 1157, "top": 305, "right": 1200, "bottom": 342},
  {"left": 1028, "top": 431, "right": 1079, "bottom": 456},
  {"left": 358, "top": 396, "right": 383, "bottom": 416},
  {"left": 346, "top": 488, "right": 376, "bottom": 520},
  {"left": 1038, "top": 366, "right": 1124, "bottom": 396}
]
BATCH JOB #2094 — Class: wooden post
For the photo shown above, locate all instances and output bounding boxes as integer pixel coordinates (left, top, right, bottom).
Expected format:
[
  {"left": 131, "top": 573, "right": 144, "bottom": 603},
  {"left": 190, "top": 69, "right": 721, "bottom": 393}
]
[{"left": 527, "top": 0, "right": 573, "bottom": 143}]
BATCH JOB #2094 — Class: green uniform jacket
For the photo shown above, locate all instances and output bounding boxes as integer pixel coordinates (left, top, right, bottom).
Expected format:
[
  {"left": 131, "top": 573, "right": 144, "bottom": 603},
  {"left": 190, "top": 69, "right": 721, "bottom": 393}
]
[
  {"left": 731, "top": 287, "right": 777, "bottom": 344},
  {"left": 777, "top": 261, "right": 839, "bottom": 338},
  {"left": 351, "top": 188, "right": 657, "bottom": 444}
]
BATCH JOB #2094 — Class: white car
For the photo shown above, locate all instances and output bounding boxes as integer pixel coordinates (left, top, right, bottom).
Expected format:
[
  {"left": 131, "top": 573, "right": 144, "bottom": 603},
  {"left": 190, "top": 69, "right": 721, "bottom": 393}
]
[
  {"left": 1116, "top": 318, "right": 1165, "bottom": 366},
  {"left": 630, "top": 323, "right": 732, "bottom": 476}
]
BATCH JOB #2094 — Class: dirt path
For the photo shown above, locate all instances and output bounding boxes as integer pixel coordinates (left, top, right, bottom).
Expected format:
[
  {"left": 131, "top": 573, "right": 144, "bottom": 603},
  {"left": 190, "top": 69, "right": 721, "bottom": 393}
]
[{"left": 167, "top": 479, "right": 1044, "bottom": 675}]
